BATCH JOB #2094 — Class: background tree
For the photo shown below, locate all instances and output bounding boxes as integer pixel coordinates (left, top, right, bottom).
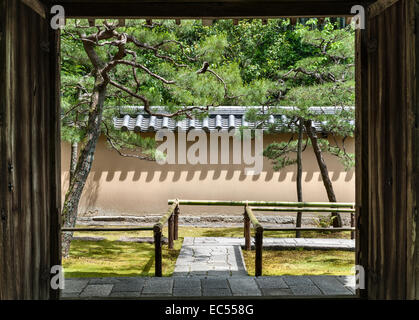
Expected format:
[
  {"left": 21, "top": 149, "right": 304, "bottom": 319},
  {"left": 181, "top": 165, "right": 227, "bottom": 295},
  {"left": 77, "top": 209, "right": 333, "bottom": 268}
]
[
  {"left": 250, "top": 19, "right": 355, "bottom": 227},
  {"left": 60, "top": 19, "right": 250, "bottom": 257}
]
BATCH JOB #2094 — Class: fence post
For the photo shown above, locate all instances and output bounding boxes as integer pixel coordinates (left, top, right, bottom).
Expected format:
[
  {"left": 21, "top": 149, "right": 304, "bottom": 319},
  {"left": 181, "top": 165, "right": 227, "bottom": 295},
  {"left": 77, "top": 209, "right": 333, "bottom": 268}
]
[
  {"left": 255, "top": 226, "right": 263, "bottom": 277},
  {"left": 168, "top": 214, "right": 174, "bottom": 249},
  {"left": 154, "top": 225, "right": 163, "bottom": 277},
  {"left": 244, "top": 206, "right": 251, "bottom": 251},
  {"left": 351, "top": 213, "right": 355, "bottom": 239},
  {"left": 174, "top": 203, "right": 179, "bottom": 240}
]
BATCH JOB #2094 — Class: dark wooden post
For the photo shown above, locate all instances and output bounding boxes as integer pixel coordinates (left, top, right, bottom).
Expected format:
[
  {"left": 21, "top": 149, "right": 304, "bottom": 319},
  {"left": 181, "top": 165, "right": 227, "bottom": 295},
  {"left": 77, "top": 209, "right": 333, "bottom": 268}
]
[
  {"left": 350, "top": 213, "right": 355, "bottom": 240},
  {"left": 244, "top": 207, "right": 251, "bottom": 251},
  {"left": 255, "top": 226, "right": 263, "bottom": 276},
  {"left": 168, "top": 214, "right": 174, "bottom": 249},
  {"left": 174, "top": 204, "right": 179, "bottom": 240},
  {"left": 154, "top": 225, "right": 163, "bottom": 277}
]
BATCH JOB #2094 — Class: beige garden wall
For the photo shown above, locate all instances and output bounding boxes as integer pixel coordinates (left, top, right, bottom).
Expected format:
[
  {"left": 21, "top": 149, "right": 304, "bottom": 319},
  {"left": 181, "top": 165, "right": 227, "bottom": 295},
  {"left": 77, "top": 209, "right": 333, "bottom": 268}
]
[{"left": 61, "top": 133, "right": 355, "bottom": 217}]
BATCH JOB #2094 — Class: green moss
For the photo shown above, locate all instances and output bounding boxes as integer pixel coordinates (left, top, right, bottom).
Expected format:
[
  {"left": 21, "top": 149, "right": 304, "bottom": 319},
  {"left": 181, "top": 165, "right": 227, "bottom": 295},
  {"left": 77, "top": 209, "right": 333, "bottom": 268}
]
[
  {"left": 243, "top": 249, "right": 355, "bottom": 276},
  {"left": 63, "top": 226, "right": 353, "bottom": 278}
]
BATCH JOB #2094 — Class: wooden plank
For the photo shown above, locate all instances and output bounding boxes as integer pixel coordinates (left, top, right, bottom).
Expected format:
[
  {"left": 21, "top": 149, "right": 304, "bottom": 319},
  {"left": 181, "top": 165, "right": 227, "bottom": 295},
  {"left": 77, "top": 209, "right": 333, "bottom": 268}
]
[
  {"left": 60, "top": 1, "right": 366, "bottom": 18},
  {"left": 0, "top": 0, "right": 5, "bottom": 300},
  {"left": 21, "top": 0, "right": 46, "bottom": 19},
  {"left": 368, "top": 0, "right": 400, "bottom": 18},
  {"left": 414, "top": 0, "right": 419, "bottom": 301},
  {"left": 364, "top": 0, "right": 416, "bottom": 299},
  {"left": 48, "top": 12, "right": 62, "bottom": 300},
  {"left": 355, "top": 17, "right": 369, "bottom": 300}
]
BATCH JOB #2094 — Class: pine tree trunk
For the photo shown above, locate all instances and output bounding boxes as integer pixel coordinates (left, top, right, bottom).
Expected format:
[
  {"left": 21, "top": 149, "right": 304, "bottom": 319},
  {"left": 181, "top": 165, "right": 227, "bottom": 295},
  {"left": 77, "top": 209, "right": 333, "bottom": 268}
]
[
  {"left": 69, "top": 141, "right": 78, "bottom": 183},
  {"left": 304, "top": 119, "right": 342, "bottom": 227},
  {"left": 296, "top": 118, "right": 303, "bottom": 237},
  {"left": 61, "top": 81, "right": 107, "bottom": 258}
]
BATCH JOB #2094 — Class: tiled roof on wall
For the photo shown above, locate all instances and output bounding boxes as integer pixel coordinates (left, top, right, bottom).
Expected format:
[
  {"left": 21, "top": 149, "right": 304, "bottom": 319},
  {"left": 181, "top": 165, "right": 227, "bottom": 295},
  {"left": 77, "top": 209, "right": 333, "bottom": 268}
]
[{"left": 113, "top": 106, "right": 354, "bottom": 133}]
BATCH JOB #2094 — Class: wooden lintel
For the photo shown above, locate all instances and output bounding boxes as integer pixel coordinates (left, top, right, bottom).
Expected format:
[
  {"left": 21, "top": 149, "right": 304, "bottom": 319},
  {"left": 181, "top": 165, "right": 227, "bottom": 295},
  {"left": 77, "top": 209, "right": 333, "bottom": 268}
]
[
  {"left": 368, "top": 0, "right": 401, "bottom": 18},
  {"left": 21, "top": 0, "right": 46, "bottom": 19},
  {"left": 63, "top": 2, "right": 361, "bottom": 19}
]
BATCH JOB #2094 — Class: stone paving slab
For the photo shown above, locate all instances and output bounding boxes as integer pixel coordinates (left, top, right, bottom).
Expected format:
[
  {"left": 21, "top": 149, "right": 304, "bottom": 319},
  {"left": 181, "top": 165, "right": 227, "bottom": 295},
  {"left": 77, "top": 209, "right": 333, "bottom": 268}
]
[
  {"left": 79, "top": 284, "right": 113, "bottom": 298},
  {"left": 62, "top": 275, "right": 355, "bottom": 299},
  {"left": 186, "top": 237, "right": 355, "bottom": 251},
  {"left": 173, "top": 241, "right": 248, "bottom": 277}
]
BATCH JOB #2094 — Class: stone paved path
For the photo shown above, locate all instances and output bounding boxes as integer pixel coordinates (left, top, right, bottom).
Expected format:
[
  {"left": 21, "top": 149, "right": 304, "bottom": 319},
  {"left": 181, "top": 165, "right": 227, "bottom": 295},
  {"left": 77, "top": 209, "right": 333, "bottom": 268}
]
[
  {"left": 61, "top": 275, "right": 355, "bottom": 298},
  {"left": 182, "top": 237, "right": 355, "bottom": 250},
  {"left": 173, "top": 237, "right": 248, "bottom": 277}
]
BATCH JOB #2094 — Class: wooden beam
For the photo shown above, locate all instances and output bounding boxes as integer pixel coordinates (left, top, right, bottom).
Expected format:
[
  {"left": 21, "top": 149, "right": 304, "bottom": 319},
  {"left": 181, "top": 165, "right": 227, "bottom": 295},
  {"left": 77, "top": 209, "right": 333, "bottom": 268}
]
[
  {"left": 61, "top": 2, "right": 365, "bottom": 18},
  {"left": 21, "top": 0, "right": 46, "bottom": 19},
  {"left": 368, "top": 0, "right": 401, "bottom": 18}
]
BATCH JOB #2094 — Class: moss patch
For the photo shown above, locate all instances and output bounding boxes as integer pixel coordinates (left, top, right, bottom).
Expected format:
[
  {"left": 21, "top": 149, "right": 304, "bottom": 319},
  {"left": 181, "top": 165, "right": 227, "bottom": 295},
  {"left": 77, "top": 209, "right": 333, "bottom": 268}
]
[
  {"left": 243, "top": 249, "right": 355, "bottom": 276},
  {"left": 63, "top": 226, "right": 353, "bottom": 278}
]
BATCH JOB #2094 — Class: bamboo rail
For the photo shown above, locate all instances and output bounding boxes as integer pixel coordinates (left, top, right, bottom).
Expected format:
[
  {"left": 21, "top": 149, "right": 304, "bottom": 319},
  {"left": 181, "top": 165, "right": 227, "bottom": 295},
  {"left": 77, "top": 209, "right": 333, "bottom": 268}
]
[
  {"left": 61, "top": 226, "right": 153, "bottom": 232},
  {"left": 61, "top": 200, "right": 180, "bottom": 277},
  {"left": 168, "top": 199, "right": 355, "bottom": 208},
  {"left": 250, "top": 205, "right": 355, "bottom": 239},
  {"left": 251, "top": 207, "right": 355, "bottom": 213},
  {"left": 263, "top": 227, "right": 355, "bottom": 232},
  {"left": 170, "top": 199, "right": 357, "bottom": 277},
  {"left": 153, "top": 199, "right": 179, "bottom": 277}
]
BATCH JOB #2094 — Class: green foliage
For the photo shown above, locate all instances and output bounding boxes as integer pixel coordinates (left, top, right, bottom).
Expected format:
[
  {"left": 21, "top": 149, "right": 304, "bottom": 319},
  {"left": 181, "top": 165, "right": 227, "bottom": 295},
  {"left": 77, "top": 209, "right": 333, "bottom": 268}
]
[
  {"left": 61, "top": 18, "right": 355, "bottom": 170},
  {"left": 313, "top": 215, "right": 337, "bottom": 228},
  {"left": 257, "top": 20, "right": 355, "bottom": 173}
]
